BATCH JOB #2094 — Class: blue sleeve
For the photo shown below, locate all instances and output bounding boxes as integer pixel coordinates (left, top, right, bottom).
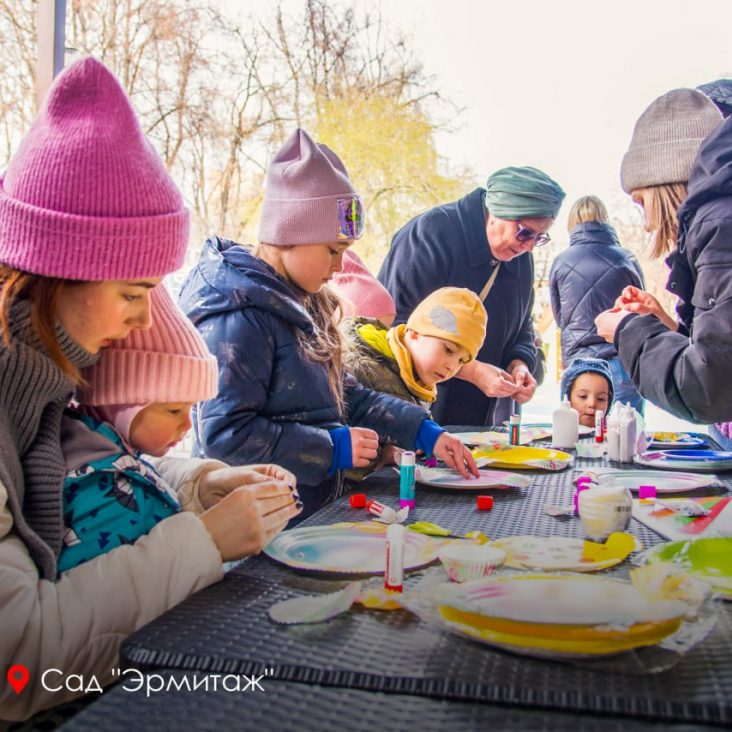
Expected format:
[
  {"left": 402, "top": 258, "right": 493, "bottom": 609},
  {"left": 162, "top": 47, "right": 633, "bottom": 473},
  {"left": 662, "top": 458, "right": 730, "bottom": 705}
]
[
  {"left": 328, "top": 427, "right": 353, "bottom": 475},
  {"left": 415, "top": 419, "right": 445, "bottom": 456},
  {"left": 193, "top": 307, "right": 336, "bottom": 485},
  {"left": 377, "top": 210, "right": 453, "bottom": 325},
  {"left": 344, "top": 372, "right": 428, "bottom": 448}
]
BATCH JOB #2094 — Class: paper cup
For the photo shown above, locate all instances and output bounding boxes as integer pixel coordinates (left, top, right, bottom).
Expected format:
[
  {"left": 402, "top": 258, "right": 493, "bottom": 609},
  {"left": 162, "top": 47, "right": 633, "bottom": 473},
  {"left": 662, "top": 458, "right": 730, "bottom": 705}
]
[{"left": 438, "top": 543, "right": 506, "bottom": 583}]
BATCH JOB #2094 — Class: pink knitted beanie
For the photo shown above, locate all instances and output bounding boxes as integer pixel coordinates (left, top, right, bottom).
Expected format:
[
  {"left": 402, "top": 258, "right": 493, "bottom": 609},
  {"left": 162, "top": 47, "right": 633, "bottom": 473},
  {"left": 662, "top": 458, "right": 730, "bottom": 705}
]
[
  {"left": 258, "top": 128, "right": 364, "bottom": 246},
  {"left": 79, "top": 285, "right": 218, "bottom": 406},
  {"left": 330, "top": 250, "right": 396, "bottom": 319},
  {"left": 0, "top": 57, "right": 189, "bottom": 280}
]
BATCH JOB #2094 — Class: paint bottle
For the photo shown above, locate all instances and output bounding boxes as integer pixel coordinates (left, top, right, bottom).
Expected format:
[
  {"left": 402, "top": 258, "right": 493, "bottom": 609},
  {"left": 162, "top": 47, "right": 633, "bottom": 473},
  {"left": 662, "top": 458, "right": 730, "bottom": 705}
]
[
  {"left": 384, "top": 523, "right": 405, "bottom": 593},
  {"left": 509, "top": 414, "right": 521, "bottom": 446},
  {"left": 594, "top": 409, "right": 604, "bottom": 444},
  {"left": 399, "top": 451, "right": 416, "bottom": 508},
  {"left": 619, "top": 403, "right": 637, "bottom": 462},
  {"left": 552, "top": 398, "right": 579, "bottom": 448}
]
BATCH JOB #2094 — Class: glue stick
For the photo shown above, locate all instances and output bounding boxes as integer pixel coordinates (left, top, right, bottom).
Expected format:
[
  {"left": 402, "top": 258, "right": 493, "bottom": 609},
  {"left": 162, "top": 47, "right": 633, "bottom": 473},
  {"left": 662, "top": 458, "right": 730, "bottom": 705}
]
[
  {"left": 399, "top": 451, "right": 416, "bottom": 508},
  {"left": 384, "top": 523, "right": 405, "bottom": 592}
]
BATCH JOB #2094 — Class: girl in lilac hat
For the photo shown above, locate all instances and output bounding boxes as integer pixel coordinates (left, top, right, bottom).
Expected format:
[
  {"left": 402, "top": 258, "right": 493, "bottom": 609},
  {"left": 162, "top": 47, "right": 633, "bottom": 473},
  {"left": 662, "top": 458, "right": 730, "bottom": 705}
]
[
  {"left": 0, "top": 59, "right": 296, "bottom": 721},
  {"left": 180, "top": 128, "right": 478, "bottom": 521}
]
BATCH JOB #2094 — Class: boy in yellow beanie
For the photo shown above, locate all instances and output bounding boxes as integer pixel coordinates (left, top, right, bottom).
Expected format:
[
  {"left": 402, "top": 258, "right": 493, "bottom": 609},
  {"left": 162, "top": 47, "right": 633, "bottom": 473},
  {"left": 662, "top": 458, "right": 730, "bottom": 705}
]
[
  {"left": 342, "top": 287, "right": 486, "bottom": 473},
  {"left": 343, "top": 286, "right": 487, "bottom": 447}
]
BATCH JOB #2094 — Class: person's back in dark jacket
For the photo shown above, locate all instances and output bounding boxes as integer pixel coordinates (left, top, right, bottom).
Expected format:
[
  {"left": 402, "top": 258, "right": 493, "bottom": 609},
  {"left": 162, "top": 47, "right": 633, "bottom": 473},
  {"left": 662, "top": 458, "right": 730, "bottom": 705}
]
[
  {"left": 550, "top": 196, "right": 645, "bottom": 413},
  {"left": 550, "top": 221, "right": 644, "bottom": 364}
]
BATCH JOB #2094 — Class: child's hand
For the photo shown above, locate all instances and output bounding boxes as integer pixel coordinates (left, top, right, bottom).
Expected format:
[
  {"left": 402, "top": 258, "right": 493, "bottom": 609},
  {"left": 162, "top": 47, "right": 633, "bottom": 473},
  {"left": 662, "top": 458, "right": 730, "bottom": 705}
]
[
  {"left": 376, "top": 444, "right": 403, "bottom": 468},
  {"left": 200, "top": 481, "right": 301, "bottom": 560},
  {"left": 349, "top": 427, "right": 379, "bottom": 468},
  {"left": 432, "top": 433, "right": 480, "bottom": 479},
  {"left": 199, "top": 465, "right": 296, "bottom": 510}
]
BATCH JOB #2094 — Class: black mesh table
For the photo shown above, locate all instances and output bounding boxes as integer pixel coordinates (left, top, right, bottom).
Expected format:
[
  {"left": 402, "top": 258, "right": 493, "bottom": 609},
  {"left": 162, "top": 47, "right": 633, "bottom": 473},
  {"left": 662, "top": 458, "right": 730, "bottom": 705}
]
[
  {"left": 117, "top": 431, "right": 732, "bottom": 728},
  {"left": 59, "top": 672, "right": 724, "bottom": 732}
]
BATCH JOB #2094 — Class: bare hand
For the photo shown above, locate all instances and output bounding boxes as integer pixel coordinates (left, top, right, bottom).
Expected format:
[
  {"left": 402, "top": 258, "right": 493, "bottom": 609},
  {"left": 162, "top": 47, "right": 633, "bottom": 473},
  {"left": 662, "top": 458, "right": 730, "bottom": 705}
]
[
  {"left": 200, "top": 481, "right": 301, "bottom": 561},
  {"left": 199, "top": 464, "right": 297, "bottom": 510},
  {"left": 432, "top": 432, "right": 480, "bottom": 479},
  {"left": 506, "top": 360, "right": 537, "bottom": 404},
  {"left": 376, "top": 444, "right": 403, "bottom": 469},
  {"left": 595, "top": 307, "right": 634, "bottom": 344},
  {"left": 457, "top": 359, "right": 519, "bottom": 398},
  {"left": 349, "top": 427, "right": 379, "bottom": 467},
  {"left": 614, "top": 286, "right": 677, "bottom": 331}
]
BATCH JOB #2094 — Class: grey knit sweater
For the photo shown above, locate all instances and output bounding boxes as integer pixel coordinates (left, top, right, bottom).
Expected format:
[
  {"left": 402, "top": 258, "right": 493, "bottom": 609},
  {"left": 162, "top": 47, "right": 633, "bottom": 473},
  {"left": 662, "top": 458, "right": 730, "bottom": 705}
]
[{"left": 0, "top": 302, "right": 97, "bottom": 580}]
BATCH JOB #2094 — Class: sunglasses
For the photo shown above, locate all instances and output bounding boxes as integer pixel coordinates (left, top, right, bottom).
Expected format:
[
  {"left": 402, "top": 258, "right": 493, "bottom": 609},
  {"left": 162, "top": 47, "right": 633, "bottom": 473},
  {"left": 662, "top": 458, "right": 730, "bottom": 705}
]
[
  {"left": 337, "top": 196, "right": 365, "bottom": 241},
  {"left": 515, "top": 221, "right": 551, "bottom": 248}
]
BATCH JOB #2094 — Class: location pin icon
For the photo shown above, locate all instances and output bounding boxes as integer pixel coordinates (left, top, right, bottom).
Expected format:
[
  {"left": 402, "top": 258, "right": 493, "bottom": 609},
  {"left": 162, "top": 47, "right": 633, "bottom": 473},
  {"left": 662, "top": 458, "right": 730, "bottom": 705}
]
[{"left": 7, "top": 665, "right": 29, "bottom": 694}]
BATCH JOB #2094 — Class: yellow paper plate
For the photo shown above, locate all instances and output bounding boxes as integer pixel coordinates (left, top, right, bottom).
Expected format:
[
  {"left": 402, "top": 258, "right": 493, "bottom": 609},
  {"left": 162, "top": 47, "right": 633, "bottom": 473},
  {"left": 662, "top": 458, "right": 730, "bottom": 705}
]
[
  {"left": 471, "top": 445, "right": 573, "bottom": 471},
  {"left": 428, "top": 574, "right": 685, "bottom": 658},
  {"left": 437, "top": 606, "right": 682, "bottom": 656},
  {"left": 491, "top": 533, "right": 636, "bottom": 572}
]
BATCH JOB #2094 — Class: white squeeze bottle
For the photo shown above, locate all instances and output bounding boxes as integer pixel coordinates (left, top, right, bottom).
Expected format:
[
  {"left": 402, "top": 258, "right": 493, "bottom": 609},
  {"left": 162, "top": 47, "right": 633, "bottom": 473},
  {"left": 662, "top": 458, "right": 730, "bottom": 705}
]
[
  {"left": 552, "top": 398, "right": 579, "bottom": 448},
  {"left": 619, "top": 403, "right": 638, "bottom": 462}
]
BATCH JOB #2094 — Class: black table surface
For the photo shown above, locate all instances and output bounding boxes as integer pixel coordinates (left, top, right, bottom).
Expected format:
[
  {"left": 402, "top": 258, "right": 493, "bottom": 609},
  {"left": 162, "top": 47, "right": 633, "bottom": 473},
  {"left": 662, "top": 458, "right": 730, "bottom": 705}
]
[
  {"left": 59, "top": 672, "right": 725, "bottom": 732},
  {"left": 110, "top": 429, "right": 732, "bottom": 729}
]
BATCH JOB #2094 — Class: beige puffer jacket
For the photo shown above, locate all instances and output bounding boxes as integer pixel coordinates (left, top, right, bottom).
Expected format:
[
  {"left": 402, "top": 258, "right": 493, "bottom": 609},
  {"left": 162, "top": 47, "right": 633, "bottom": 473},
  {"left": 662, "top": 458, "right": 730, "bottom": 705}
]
[{"left": 0, "top": 456, "right": 226, "bottom": 722}]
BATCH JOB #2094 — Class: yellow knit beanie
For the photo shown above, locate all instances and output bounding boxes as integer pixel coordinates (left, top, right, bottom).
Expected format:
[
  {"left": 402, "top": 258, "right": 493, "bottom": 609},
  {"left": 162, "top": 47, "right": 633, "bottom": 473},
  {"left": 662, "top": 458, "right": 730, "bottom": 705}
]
[{"left": 406, "top": 287, "right": 487, "bottom": 361}]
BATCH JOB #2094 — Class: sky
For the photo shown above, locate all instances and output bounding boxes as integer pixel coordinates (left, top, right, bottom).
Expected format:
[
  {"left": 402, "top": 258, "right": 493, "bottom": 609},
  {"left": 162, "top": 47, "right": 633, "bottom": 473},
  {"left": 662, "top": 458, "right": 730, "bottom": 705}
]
[{"left": 230, "top": 0, "right": 731, "bottom": 232}]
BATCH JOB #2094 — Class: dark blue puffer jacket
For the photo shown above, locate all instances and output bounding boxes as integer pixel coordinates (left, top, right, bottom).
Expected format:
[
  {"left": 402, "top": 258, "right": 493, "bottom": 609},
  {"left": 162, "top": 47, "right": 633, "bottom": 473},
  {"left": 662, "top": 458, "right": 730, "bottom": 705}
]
[
  {"left": 549, "top": 222, "right": 644, "bottom": 365},
  {"left": 179, "top": 237, "right": 429, "bottom": 519}
]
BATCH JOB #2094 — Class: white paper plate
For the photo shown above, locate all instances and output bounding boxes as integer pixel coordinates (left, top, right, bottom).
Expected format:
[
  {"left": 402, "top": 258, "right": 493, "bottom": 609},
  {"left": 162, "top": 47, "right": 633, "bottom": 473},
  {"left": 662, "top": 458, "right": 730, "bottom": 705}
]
[
  {"left": 264, "top": 523, "right": 437, "bottom": 574},
  {"left": 413, "top": 467, "right": 531, "bottom": 490},
  {"left": 634, "top": 453, "right": 732, "bottom": 473},
  {"left": 584, "top": 468, "right": 720, "bottom": 493}
]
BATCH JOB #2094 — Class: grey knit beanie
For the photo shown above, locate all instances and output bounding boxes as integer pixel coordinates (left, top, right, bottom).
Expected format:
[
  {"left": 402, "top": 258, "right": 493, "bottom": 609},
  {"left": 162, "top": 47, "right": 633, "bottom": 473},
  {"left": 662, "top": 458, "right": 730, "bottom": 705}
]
[{"left": 620, "top": 89, "right": 722, "bottom": 193}]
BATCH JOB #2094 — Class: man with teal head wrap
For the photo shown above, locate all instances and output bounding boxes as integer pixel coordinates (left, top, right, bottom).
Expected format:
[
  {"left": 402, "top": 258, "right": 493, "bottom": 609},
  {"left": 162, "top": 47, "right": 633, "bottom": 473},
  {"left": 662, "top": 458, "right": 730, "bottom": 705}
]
[{"left": 379, "top": 165, "right": 564, "bottom": 425}]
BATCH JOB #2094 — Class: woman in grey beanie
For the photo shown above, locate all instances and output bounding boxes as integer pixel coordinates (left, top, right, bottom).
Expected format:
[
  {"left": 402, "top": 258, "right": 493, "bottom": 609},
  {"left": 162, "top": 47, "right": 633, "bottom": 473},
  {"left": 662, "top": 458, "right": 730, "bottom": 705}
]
[{"left": 596, "top": 88, "right": 732, "bottom": 438}]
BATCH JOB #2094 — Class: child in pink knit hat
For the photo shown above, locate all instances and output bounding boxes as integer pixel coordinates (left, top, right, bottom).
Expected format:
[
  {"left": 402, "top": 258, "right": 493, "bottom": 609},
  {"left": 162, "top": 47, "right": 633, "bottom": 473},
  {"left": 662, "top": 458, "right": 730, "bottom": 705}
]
[
  {"left": 330, "top": 249, "right": 396, "bottom": 327},
  {"left": 58, "top": 286, "right": 221, "bottom": 572},
  {"left": 61, "top": 287, "right": 301, "bottom": 573}
]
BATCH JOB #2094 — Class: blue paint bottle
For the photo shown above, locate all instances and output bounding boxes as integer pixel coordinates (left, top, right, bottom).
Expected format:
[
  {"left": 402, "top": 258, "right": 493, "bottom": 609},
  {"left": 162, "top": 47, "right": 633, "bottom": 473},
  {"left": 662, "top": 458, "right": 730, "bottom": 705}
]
[{"left": 399, "top": 451, "right": 416, "bottom": 508}]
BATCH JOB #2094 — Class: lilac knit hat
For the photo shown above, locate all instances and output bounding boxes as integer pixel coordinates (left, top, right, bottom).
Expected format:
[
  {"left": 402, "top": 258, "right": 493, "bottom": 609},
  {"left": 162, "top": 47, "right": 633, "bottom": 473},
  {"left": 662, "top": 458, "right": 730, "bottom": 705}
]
[
  {"left": 78, "top": 285, "right": 218, "bottom": 407},
  {"left": 330, "top": 250, "right": 396, "bottom": 319},
  {"left": 0, "top": 57, "right": 189, "bottom": 280},
  {"left": 258, "top": 128, "right": 364, "bottom": 246}
]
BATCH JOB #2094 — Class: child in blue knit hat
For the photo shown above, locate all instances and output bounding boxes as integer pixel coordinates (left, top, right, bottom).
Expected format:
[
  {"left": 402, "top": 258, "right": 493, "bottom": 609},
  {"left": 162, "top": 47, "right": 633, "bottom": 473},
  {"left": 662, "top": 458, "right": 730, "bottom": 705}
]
[{"left": 560, "top": 357, "right": 614, "bottom": 428}]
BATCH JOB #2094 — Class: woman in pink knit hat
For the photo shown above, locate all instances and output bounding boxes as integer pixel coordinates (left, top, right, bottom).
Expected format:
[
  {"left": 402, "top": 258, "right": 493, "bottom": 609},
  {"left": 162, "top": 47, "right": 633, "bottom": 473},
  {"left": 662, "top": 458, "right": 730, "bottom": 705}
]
[
  {"left": 180, "top": 128, "right": 478, "bottom": 522},
  {"left": 0, "top": 59, "right": 297, "bottom": 721}
]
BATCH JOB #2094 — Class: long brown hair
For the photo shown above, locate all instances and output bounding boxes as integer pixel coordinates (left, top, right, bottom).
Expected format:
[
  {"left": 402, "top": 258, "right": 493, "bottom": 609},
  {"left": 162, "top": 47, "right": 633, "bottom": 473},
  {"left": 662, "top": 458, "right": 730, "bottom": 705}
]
[
  {"left": 0, "top": 264, "right": 80, "bottom": 382},
  {"left": 254, "top": 244, "right": 346, "bottom": 415},
  {"left": 636, "top": 183, "right": 688, "bottom": 258},
  {"left": 300, "top": 286, "right": 345, "bottom": 417}
]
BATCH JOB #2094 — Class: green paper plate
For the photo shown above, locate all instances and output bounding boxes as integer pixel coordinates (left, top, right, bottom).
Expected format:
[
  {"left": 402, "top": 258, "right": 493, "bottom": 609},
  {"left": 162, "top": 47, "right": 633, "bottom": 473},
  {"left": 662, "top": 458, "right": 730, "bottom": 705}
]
[{"left": 644, "top": 537, "right": 732, "bottom": 598}]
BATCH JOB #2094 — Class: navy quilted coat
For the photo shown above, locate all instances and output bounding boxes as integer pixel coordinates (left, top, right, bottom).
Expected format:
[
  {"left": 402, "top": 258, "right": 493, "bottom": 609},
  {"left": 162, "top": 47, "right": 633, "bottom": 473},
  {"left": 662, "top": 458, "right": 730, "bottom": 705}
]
[
  {"left": 179, "top": 237, "right": 428, "bottom": 519},
  {"left": 549, "top": 222, "right": 644, "bottom": 365}
]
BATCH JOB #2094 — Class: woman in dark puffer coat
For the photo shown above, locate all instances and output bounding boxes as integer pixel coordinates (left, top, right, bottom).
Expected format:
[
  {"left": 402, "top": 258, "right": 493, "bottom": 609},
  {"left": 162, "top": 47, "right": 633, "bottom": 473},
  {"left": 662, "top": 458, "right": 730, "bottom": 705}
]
[
  {"left": 550, "top": 195, "right": 645, "bottom": 412},
  {"left": 596, "top": 89, "right": 731, "bottom": 445}
]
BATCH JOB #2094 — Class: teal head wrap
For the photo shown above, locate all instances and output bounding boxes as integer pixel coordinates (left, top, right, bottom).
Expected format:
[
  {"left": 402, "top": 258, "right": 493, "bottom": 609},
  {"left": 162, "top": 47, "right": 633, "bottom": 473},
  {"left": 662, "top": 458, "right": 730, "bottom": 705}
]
[{"left": 484, "top": 166, "right": 565, "bottom": 220}]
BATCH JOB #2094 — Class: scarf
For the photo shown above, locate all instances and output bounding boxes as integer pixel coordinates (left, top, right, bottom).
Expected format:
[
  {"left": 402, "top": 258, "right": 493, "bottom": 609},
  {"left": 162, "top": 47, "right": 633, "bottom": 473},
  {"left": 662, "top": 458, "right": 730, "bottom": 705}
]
[
  {"left": 0, "top": 301, "right": 97, "bottom": 579},
  {"left": 384, "top": 324, "right": 437, "bottom": 403}
]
